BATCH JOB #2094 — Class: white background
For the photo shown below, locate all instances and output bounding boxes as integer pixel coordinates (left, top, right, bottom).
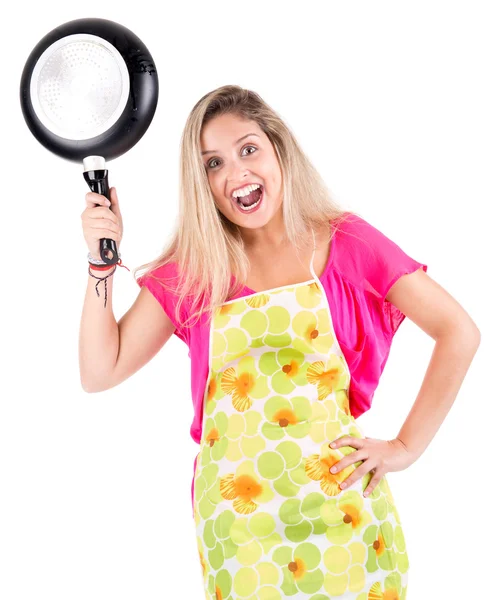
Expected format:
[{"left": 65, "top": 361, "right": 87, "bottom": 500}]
[{"left": 2, "top": 1, "right": 496, "bottom": 598}]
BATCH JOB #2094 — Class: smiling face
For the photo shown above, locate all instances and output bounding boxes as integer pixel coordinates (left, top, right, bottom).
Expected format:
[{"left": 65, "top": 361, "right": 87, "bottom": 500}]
[{"left": 200, "top": 113, "right": 283, "bottom": 230}]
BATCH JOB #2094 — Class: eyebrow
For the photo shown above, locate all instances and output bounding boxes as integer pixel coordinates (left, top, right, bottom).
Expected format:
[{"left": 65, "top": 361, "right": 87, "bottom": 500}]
[{"left": 201, "top": 133, "right": 260, "bottom": 156}]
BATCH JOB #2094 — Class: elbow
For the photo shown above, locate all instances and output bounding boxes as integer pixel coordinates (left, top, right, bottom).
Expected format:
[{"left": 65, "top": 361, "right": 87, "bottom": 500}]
[
  {"left": 463, "top": 318, "right": 481, "bottom": 350},
  {"left": 463, "top": 324, "right": 481, "bottom": 352},
  {"left": 439, "top": 320, "right": 481, "bottom": 350},
  {"left": 471, "top": 326, "right": 481, "bottom": 351},
  {"left": 80, "top": 369, "right": 113, "bottom": 393},
  {"left": 463, "top": 328, "right": 481, "bottom": 360},
  {"left": 80, "top": 379, "right": 102, "bottom": 394},
  {"left": 82, "top": 383, "right": 98, "bottom": 394},
  {"left": 81, "top": 378, "right": 115, "bottom": 393}
]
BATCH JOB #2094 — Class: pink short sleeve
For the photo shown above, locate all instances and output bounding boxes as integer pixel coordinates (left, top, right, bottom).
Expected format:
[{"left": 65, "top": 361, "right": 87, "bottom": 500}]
[
  {"left": 334, "top": 213, "right": 428, "bottom": 335},
  {"left": 136, "top": 262, "right": 190, "bottom": 345}
]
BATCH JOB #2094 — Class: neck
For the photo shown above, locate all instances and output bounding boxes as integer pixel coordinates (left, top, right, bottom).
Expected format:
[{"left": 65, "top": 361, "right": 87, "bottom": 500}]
[{"left": 239, "top": 210, "right": 288, "bottom": 251}]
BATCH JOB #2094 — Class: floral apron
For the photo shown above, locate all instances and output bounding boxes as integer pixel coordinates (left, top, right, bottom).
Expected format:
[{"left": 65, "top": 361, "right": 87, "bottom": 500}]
[{"left": 192, "top": 230, "right": 409, "bottom": 599}]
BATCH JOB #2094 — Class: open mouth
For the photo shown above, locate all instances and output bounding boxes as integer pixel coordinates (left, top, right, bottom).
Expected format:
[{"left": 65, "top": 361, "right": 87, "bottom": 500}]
[{"left": 233, "top": 185, "right": 264, "bottom": 212}]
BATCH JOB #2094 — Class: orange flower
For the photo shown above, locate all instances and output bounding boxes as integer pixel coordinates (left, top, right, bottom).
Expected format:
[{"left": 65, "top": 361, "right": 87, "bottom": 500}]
[
  {"left": 306, "top": 356, "right": 347, "bottom": 400},
  {"left": 215, "top": 584, "right": 223, "bottom": 599},
  {"left": 372, "top": 531, "right": 386, "bottom": 557},
  {"left": 221, "top": 367, "right": 255, "bottom": 411},
  {"left": 220, "top": 472, "right": 263, "bottom": 514},
  {"left": 281, "top": 359, "right": 300, "bottom": 378},
  {"left": 207, "top": 376, "right": 217, "bottom": 402},
  {"left": 272, "top": 407, "right": 300, "bottom": 427},
  {"left": 204, "top": 427, "right": 220, "bottom": 447},
  {"left": 198, "top": 548, "right": 208, "bottom": 578},
  {"left": 305, "top": 445, "right": 357, "bottom": 496},
  {"left": 368, "top": 581, "right": 400, "bottom": 600},
  {"left": 287, "top": 556, "right": 307, "bottom": 580}
]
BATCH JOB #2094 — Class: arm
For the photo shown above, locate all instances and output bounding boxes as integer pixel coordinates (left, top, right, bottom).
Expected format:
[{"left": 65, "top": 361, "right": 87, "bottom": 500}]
[
  {"left": 81, "top": 286, "right": 176, "bottom": 393},
  {"left": 327, "top": 267, "right": 480, "bottom": 496},
  {"left": 386, "top": 267, "right": 481, "bottom": 459},
  {"left": 79, "top": 266, "right": 120, "bottom": 392}
]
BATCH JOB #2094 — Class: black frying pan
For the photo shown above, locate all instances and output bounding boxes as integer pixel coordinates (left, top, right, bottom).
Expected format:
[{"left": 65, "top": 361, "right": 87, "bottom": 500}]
[{"left": 20, "top": 18, "right": 159, "bottom": 265}]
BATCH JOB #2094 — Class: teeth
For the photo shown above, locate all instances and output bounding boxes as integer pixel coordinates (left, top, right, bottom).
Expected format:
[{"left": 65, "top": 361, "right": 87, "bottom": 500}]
[
  {"left": 237, "top": 193, "right": 263, "bottom": 211},
  {"left": 232, "top": 183, "right": 261, "bottom": 199}
]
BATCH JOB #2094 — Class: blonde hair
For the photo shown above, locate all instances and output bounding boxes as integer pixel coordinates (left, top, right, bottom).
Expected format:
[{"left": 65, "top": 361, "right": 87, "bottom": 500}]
[{"left": 133, "top": 85, "right": 357, "bottom": 329}]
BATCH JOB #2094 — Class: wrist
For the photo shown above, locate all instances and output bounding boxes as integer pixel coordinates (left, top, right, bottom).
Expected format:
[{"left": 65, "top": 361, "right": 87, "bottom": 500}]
[
  {"left": 89, "top": 264, "right": 114, "bottom": 275},
  {"left": 87, "top": 250, "right": 121, "bottom": 265},
  {"left": 392, "top": 437, "right": 420, "bottom": 463}
]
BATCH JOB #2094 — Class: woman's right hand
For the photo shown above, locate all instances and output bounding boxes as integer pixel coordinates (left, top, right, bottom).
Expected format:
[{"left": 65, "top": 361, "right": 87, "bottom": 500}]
[{"left": 81, "top": 186, "right": 123, "bottom": 262}]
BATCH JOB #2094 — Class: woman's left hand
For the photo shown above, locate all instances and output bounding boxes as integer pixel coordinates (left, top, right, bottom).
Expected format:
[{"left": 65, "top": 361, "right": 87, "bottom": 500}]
[{"left": 328, "top": 436, "right": 417, "bottom": 497}]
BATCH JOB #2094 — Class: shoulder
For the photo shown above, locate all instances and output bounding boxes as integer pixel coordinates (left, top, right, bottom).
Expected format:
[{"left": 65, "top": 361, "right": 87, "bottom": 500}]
[
  {"left": 136, "top": 261, "right": 195, "bottom": 345},
  {"left": 330, "top": 211, "right": 426, "bottom": 300},
  {"left": 332, "top": 211, "right": 392, "bottom": 260},
  {"left": 329, "top": 211, "right": 382, "bottom": 290},
  {"left": 137, "top": 260, "right": 182, "bottom": 285},
  {"left": 136, "top": 261, "right": 191, "bottom": 307}
]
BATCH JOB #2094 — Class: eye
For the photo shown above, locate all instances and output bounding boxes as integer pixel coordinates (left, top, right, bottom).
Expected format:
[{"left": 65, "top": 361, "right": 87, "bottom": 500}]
[
  {"left": 206, "top": 145, "right": 257, "bottom": 169},
  {"left": 207, "top": 158, "right": 220, "bottom": 169},
  {"left": 242, "top": 145, "right": 257, "bottom": 156}
]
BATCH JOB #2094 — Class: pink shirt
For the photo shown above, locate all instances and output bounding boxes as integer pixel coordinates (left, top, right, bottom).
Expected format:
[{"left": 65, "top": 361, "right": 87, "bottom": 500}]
[{"left": 136, "top": 212, "right": 428, "bottom": 507}]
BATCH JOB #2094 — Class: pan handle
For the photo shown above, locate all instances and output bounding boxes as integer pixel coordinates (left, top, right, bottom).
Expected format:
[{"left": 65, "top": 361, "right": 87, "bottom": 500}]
[{"left": 82, "top": 157, "right": 119, "bottom": 266}]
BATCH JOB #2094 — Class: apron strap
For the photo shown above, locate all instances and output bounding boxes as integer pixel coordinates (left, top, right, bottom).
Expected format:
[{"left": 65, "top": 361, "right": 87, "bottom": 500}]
[{"left": 309, "top": 228, "right": 317, "bottom": 276}]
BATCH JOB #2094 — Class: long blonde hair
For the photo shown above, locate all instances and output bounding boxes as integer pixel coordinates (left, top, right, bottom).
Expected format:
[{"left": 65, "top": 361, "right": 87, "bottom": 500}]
[{"left": 133, "top": 85, "right": 355, "bottom": 329}]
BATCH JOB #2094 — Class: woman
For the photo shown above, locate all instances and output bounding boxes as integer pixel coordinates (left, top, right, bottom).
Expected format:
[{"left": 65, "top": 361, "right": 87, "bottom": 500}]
[{"left": 80, "top": 85, "right": 480, "bottom": 599}]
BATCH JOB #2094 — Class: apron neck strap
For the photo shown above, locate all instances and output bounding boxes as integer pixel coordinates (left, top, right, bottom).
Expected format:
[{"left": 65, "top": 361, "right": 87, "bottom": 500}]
[{"left": 309, "top": 228, "right": 317, "bottom": 276}]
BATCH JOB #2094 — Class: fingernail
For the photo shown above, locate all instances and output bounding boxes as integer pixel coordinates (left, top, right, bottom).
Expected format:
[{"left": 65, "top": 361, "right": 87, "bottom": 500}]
[{"left": 330, "top": 443, "right": 336, "bottom": 448}]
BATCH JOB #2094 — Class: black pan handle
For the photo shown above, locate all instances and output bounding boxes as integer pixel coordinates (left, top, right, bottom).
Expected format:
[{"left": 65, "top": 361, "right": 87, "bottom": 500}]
[{"left": 83, "top": 168, "right": 119, "bottom": 266}]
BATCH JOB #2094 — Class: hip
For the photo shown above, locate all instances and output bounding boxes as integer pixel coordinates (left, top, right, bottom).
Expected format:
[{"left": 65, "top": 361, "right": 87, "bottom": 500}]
[{"left": 192, "top": 412, "right": 407, "bottom": 549}]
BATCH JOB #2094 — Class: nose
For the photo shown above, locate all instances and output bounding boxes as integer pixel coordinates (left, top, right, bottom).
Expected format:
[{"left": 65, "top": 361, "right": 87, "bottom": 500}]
[
  {"left": 227, "top": 164, "right": 251, "bottom": 193},
  {"left": 228, "top": 166, "right": 250, "bottom": 181},
  {"left": 226, "top": 153, "right": 252, "bottom": 178}
]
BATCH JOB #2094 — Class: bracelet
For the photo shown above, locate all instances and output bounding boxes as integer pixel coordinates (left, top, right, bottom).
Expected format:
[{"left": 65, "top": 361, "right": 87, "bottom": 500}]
[
  {"left": 87, "top": 251, "right": 121, "bottom": 265},
  {"left": 88, "top": 265, "right": 117, "bottom": 308},
  {"left": 87, "top": 251, "right": 130, "bottom": 308}
]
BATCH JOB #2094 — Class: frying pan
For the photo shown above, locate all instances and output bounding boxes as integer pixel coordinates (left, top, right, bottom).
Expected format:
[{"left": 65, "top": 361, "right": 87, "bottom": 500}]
[{"left": 19, "top": 18, "right": 159, "bottom": 265}]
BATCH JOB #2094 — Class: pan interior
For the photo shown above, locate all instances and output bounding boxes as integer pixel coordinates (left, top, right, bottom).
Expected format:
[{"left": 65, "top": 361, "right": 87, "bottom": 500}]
[{"left": 29, "top": 33, "right": 130, "bottom": 141}]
